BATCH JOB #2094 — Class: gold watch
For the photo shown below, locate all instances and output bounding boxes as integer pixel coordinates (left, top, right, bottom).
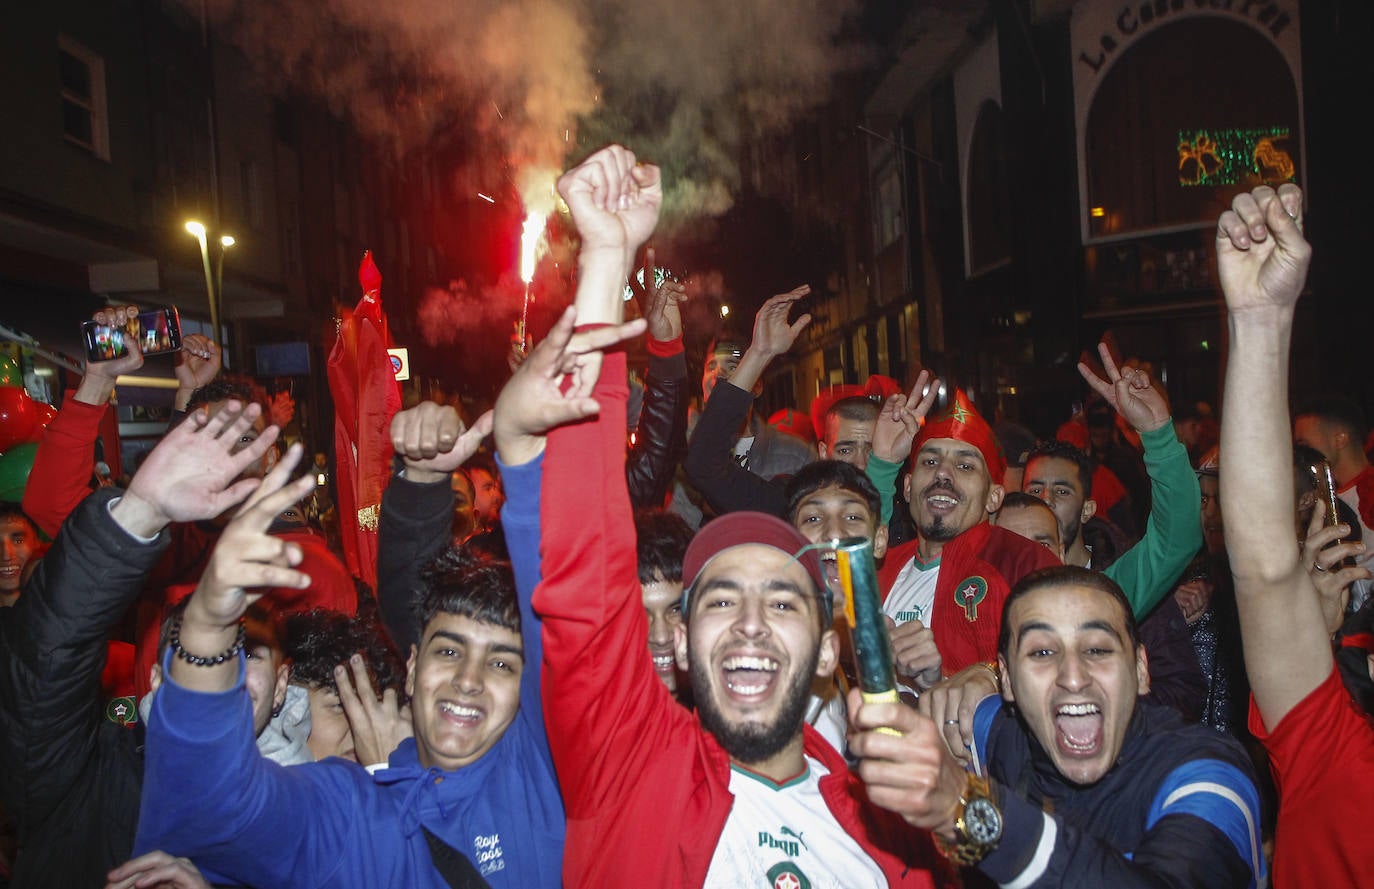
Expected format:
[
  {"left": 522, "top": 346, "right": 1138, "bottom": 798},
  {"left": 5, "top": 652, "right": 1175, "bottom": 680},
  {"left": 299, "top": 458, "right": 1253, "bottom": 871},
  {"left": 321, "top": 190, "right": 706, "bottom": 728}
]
[{"left": 935, "top": 771, "right": 1002, "bottom": 866}]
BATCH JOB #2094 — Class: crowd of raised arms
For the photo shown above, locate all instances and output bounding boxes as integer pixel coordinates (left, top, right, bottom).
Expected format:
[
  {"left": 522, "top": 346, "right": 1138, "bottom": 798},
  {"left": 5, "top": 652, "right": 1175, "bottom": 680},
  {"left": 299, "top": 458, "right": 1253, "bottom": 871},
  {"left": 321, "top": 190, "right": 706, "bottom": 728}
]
[{"left": 1, "top": 145, "right": 1369, "bottom": 889}]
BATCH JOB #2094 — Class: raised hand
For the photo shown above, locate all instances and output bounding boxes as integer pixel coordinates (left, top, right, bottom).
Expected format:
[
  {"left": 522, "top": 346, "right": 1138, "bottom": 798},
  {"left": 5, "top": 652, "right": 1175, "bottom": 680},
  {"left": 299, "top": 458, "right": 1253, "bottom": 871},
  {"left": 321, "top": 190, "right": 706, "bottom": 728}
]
[
  {"left": 184, "top": 443, "right": 316, "bottom": 630},
  {"left": 642, "top": 248, "right": 687, "bottom": 343},
  {"left": 334, "top": 652, "right": 413, "bottom": 766},
  {"left": 267, "top": 390, "right": 295, "bottom": 429},
  {"left": 493, "top": 305, "right": 648, "bottom": 466},
  {"left": 872, "top": 370, "right": 939, "bottom": 464},
  {"left": 1216, "top": 183, "right": 1310, "bottom": 315},
  {"left": 173, "top": 334, "right": 221, "bottom": 391},
  {"left": 750, "top": 286, "right": 812, "bottom": 359},
  {"left": 84, "top": 305, "right": 146, "bottom": 379},
  {"left": 1302, "top": 510, "right": 1371, "bottom": 635},
  {"left": 389, "top": 402, "right": 494, "bottom": 485},
  {"left": 557, "top": 144, "right": 662, "bottom": 259},
  {"left": 1078, "top": 343, "right": 1171, "bottom": 433},
  {"left": 112, "top": 401, "right": 282, "bottom": 537}
]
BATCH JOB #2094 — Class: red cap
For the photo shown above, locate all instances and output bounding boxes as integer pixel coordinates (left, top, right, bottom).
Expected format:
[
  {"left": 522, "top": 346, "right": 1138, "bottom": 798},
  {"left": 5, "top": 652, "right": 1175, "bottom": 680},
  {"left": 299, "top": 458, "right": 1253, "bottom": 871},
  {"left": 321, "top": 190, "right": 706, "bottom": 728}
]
[
  {"left": 809, "top": 375, "right": 903, "bottom": 440},
  {"left": 681, "top": 512, "right": 830, "bottom": 622},
  {"left": 913, "top": 388, "right": 1005, "bottom": 485}
]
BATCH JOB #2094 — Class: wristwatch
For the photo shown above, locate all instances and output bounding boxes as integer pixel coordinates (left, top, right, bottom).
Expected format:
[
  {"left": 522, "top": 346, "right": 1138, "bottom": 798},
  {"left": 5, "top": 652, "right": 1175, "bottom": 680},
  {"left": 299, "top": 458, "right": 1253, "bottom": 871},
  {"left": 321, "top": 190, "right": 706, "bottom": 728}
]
[{"left": 936, "top": 771, "right": 1003, "bottom": 866}]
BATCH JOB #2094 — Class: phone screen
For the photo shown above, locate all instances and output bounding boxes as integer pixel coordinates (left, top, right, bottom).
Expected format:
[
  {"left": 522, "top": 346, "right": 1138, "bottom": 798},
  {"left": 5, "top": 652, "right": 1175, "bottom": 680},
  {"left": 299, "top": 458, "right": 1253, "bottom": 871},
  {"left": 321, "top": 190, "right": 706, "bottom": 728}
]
[{"left": 82, "top": 308, "right": 182, "bottom": 362}]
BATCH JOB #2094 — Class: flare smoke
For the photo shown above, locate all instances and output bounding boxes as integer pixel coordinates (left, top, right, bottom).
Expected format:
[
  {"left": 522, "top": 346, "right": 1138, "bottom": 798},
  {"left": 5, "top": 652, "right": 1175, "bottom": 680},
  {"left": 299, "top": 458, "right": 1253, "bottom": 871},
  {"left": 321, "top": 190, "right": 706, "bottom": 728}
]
[{"left": 193, "top": 0, "right": 857, "bottom": 222}]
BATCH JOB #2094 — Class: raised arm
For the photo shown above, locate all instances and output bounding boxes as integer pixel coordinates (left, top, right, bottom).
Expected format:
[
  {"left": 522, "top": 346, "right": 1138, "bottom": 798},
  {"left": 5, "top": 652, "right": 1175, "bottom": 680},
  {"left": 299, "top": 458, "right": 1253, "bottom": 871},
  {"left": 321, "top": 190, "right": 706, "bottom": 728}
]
[
  {"left": 627, "top": 248, "right": 691, "bottom": 509},
  {"left": 1081, "top": 351, "right": 1202, "bottom": 616},
  {"left": 377, "top": 403, "right": 492, "bottom": 652},
  {"left": 22, "top": 305, "right": 147, "bottom": 537},
  {"left": 493, "top": 300, "right": 646, "bottom": 737},
  {"left": 866, "top": 371, "right": 939, "bottom": 527},
  {"left": 133, "top": 448, "right": 351, "bottom": 884},
  {"left": 531, "top": 146, "right": 694, "bottom": 824},
  {"left": 1215, "top": 183, "right": 1324, "bottom": 727},
  {"left": 682, "top": 287, "right": 813, "bottom": 517},
  {"left": 2, "top": 400, "right": 280, "bottom": 853}
]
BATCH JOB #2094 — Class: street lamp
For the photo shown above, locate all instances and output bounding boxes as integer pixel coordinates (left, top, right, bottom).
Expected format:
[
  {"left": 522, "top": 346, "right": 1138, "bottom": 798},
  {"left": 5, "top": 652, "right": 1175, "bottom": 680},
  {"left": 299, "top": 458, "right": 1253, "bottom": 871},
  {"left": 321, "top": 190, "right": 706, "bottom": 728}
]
[{"left": 184, "top": 220, "right": 236, "bottom": 349}]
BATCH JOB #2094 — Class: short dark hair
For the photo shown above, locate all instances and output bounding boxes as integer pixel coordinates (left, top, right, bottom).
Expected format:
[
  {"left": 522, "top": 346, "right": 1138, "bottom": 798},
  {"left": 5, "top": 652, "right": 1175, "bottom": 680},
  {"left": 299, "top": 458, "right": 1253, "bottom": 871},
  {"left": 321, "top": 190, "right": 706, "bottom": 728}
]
[
  {"left": 413, "top": 545, "right": 520, "bottom": 642},
  {"left": 1024, "top": 441, "right": 1096, "bottom": 497},
  {"left": 186, "top": 375, "right": 264, "bottom": 413},
  {"left": 997, "top": 565, "right": 1138, "bottom": 661},
  {"left": 784, "top": 460, "right": 882, "bottom": 524},
  {"left": 1295, "top": 394, "right": 1368, "bottom": 439},
  {"left": 284, "top": 608, "right": 406, "bottom": 697},
  {"left": 464, "top": 451, "right": 500, "bottom": 482},
  {"left": 168, "top": 375, "right": 267, "bottom": 432},
  {"left": 1000, "top": 490, "right": 1057, "bottom": 517},
  {"left": 0, "top": 502, "right": 37, "bottom": 533},
  {"left": 634, "top": 508, "right": 695, "bottom": 585},
  {"left": 825, "top": 396, "right": 880, "bottom": 427}
]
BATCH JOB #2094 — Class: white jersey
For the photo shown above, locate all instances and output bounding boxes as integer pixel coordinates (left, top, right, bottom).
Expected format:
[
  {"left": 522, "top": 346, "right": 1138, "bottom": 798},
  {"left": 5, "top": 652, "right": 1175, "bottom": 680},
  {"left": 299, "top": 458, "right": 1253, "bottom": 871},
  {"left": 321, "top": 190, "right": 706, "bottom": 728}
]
[
  {"left": 882, "top": 555, "right": 940, "bottom": 626},
  {"left": 704, "top": 758, "right": 886, "bottom": 889}
]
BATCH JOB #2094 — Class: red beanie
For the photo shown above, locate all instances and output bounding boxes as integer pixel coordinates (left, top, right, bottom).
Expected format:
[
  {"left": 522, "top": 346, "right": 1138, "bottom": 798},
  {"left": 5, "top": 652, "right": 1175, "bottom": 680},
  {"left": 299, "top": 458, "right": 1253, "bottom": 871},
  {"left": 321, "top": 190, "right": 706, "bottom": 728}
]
[{"left": 913, "top": 388, "right": 1005, "bottom": 485}]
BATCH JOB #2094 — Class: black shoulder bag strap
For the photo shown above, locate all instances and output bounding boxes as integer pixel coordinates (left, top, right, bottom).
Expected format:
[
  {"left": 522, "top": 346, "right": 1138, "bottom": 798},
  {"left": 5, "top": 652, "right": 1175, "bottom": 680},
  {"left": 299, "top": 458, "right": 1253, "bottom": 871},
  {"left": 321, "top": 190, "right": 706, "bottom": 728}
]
[{"left": 421, "top": 826, "right": 493, "bottom": 889}]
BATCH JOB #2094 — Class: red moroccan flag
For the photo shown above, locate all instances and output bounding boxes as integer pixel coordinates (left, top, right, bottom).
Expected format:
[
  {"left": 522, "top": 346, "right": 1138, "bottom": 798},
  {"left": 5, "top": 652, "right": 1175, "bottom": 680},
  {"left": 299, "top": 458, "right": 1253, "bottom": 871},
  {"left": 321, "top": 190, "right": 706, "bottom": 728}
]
[{"left": 326, "top": 251, "right": 401, "bottom": 590}]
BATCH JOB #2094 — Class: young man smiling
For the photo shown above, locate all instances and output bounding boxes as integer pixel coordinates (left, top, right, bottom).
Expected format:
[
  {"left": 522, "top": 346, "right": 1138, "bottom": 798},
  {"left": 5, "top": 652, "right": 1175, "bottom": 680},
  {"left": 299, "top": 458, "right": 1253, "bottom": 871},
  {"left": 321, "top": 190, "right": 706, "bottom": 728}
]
[
  {"left": 535, "top": 145, "right": 947, "bottom": 888},
  {"left": 129, "top": 288, "right": 648, "bottom": 886},
  {"left": 855, "top": 566, "right": 1265, "bottom": 888}
]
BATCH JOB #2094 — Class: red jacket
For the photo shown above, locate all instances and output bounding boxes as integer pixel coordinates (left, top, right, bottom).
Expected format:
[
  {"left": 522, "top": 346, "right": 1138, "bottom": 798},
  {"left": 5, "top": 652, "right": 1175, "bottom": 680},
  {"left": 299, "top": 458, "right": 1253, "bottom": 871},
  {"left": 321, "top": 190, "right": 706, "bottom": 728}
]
[
  {"left": 23, "top": 397, "right": 106, "bottom": 539},
  {"left": 878, "top": 523, "right": 1059, "bottom": 674},
  {"left": 536, "top": 351, "right": 947, "bottom": 889}
]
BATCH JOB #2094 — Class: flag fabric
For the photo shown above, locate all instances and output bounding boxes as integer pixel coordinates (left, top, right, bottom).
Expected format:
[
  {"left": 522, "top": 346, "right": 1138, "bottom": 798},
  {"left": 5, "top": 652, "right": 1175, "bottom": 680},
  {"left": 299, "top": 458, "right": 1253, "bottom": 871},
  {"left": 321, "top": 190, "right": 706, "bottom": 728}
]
[{"left": 326, "top": 251, "right": 401, "bottom": 591}]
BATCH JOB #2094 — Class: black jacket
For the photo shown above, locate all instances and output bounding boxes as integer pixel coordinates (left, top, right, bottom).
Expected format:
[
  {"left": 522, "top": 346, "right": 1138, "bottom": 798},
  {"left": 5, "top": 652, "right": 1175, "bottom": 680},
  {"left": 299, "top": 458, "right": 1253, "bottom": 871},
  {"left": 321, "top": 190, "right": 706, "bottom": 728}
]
[
  {"left": 682, "top": 379, "right": 813, "bottom": 519},
  {"left": 626, "top": 350, "right": 689, "bottom": 510},
  {"left": 0, "top": 488, "right": 170, "bottom": 887}
]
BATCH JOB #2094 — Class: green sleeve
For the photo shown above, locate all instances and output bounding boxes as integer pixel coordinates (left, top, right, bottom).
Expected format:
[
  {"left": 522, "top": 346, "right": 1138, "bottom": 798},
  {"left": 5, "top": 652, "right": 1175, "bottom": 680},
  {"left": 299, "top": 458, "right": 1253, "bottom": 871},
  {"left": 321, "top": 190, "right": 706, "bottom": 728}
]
[
  {"left": 1104, "top": 423, "right": 1203, "bottom": 616},
  {"left": 865, "top": 454, "right": 901, "bottom": 528}
]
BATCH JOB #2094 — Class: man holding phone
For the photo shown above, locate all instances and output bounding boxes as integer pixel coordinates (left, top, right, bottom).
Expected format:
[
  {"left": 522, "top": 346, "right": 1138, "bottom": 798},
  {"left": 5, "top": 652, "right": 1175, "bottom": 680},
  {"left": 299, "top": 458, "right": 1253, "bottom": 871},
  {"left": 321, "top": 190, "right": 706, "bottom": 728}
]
[{"left": 81, "top": 306, "right": 182, "bottom": 364}]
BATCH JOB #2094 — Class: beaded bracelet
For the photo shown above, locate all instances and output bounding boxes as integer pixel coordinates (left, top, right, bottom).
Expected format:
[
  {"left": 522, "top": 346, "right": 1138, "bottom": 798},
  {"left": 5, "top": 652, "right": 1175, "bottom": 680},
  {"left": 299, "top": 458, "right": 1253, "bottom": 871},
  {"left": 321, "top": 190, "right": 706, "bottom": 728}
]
[{"left": 169, "top": 618, "right": 246, "bottom": 667}]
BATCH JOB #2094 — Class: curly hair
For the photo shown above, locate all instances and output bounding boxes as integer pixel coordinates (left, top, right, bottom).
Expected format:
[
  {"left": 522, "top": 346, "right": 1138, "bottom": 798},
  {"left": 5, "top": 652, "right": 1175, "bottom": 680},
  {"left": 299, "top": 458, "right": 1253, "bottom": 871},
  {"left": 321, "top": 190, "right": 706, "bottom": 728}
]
[{"left": 284, "top": 608, "right": 407, "bottom": 697}]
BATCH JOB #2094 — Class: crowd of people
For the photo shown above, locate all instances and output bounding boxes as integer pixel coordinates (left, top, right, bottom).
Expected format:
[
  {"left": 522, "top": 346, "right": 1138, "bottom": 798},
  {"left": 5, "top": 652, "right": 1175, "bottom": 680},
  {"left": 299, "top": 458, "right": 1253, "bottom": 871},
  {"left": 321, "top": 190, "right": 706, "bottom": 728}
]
[{"left": 0, "top": 144, "right": 1370, "bottom": 888}]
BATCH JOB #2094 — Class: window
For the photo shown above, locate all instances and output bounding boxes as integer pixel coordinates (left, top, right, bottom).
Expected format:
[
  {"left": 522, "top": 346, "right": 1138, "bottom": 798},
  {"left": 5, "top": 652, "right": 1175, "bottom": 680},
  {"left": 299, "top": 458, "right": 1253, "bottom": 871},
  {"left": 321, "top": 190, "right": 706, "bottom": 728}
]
[
  {"left": 873, "top": 161, "right": 903, "bottom": 250},
  {"left": 58, "top": 36, "right": 110, "bottom": 160}
]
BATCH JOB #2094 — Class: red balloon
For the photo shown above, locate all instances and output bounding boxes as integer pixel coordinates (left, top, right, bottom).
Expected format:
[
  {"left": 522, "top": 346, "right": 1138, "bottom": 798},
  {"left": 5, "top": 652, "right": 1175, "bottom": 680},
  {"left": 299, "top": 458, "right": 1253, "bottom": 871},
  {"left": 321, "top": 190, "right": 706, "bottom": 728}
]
[{"left": 0, "top": 387, "right": 38, "bottom": 453}]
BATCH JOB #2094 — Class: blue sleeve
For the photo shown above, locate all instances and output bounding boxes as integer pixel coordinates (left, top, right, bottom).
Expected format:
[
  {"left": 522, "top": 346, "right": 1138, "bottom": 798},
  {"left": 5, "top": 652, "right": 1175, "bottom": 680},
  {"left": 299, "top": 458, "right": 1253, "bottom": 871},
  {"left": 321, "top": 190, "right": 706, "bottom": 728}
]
[
  {"left": 133, "top": 653, "right": 361, "bottom": 887},
  {"left": 497, "top": 451, "right": 546, "bottom": 744},
  {"left": 1146, "top": 759, "right": 1266, "bottom": 886},
  {"left": 969, "top": 693, "right": 1001, "bottom": 772}
]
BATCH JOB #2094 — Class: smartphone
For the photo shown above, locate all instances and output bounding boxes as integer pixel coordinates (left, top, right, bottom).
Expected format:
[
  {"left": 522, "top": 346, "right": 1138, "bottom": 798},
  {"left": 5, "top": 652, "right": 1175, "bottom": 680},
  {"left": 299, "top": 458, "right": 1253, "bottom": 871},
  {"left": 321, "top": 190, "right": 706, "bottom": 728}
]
[
  {"left": 81, "top": 307, "right": 182, "bottom": 362},
  {"left": 1312, "top": 459, "right": 1358, "bottom": 568}
]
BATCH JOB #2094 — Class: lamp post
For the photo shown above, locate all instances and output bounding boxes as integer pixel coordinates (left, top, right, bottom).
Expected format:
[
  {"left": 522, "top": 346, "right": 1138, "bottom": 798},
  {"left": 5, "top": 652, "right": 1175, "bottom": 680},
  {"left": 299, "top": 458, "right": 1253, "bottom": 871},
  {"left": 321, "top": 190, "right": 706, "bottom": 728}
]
[{"left": 184, "top": 220, "right": 235, "bottom": 349}]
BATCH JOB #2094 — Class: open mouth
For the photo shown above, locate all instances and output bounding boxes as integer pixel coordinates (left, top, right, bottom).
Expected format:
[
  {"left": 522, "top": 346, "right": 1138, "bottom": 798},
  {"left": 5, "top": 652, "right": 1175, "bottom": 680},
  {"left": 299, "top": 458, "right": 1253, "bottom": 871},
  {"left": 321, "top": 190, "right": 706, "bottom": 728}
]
[
  {"left": 651, "top": 652, "right": 675, "bottom": 674},
  {"left": 923, "top": 487, "right": 961, "bottom": 514},
  {"left": 721, "top": 654, "right": 780, "bottom": 698},
  {"left": 1053, "top": 702, "right": 1103, "bottom": 755},
  {"left": 438, "top": 701, "right": 484, "bottom": 726}
]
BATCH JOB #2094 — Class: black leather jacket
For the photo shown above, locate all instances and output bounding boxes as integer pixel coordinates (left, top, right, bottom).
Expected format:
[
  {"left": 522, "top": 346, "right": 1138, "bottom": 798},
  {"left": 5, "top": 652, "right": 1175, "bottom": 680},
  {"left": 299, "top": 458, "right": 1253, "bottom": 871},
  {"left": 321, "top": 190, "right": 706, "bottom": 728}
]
[
  {"left": 626, "top": 350, "right": 689, "bottom": 510},
  {"left": 0, "top": 487, "right": 170, "bottom": 887}
]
